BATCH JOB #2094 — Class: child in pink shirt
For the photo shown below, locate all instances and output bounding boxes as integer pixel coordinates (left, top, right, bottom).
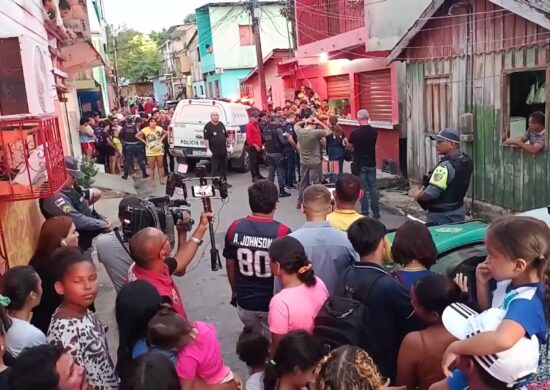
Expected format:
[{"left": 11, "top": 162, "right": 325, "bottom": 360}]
[
  {"left": 147, "top": 306, "right": 239, "bottom": 389},
  {"left": 268, "top": 236, "right": 329, "bottom": 350}
]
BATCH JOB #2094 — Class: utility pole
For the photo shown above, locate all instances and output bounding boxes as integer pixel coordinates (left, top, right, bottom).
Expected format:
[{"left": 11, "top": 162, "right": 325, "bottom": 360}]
[
  {"left": 112, "top": 35, "right": 120, "bottom": 107},
  {"left": 251, "top": 0, "right": 268, "bottom": 109}
]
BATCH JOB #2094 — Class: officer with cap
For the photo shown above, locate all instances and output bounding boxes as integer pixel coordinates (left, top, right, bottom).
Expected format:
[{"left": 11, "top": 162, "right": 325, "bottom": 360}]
[
  {"left": 40, "top": 156, "right": 112, "bottom": 252},
  {"left": 264, "top": 114, "right": 291, "bottom": 197},
  {"left": 414, "top": 129, "right": 473, "bottom": 225}
]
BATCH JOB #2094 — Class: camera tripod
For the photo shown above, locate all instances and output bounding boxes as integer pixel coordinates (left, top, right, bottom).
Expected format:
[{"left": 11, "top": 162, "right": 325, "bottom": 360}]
[{"left": 199, "top": 176, "right": 222, "bottom": 271}]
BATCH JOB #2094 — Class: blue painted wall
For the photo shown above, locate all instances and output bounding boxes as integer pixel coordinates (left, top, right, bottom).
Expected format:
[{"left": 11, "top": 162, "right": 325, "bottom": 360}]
[
  {"left": 221, "top": 69, "right": 252, "bottom": 99},
  {"left": 151, "top": 77, "right": 168, "bottom": 104},
  {"left": 196, "top": 7, "right": 215, "bottom": 74}
]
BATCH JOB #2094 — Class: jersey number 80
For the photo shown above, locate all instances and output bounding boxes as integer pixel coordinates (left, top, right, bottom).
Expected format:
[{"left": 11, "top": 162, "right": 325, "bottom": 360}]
[{"left": 237, "top": 248, "right": 271, "bottom": 278}]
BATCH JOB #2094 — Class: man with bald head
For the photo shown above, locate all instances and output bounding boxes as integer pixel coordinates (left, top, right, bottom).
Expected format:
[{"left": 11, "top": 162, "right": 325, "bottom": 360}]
[
  {"left": 289, "top": 184, "right": 356, "bottom": 295},
  {"left": 204, "top": 111, "right": 228, "bottom": 182},
  {"left": 127, "top": 212, "right": 211, "bottom": 318}
]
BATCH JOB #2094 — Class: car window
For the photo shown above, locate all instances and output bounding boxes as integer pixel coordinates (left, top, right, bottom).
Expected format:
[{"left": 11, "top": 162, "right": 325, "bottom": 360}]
[
  {"left": 431, "top": 244, "right": 487, "bottom": 276},
  {"left": 175, "top": 105, "right": 225, "bottom": 125}
]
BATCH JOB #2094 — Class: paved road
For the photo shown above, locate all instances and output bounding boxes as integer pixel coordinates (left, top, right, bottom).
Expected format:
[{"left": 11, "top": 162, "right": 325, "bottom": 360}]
[{"left": 130, "top": 167, "right": 408, "bottom": 378}]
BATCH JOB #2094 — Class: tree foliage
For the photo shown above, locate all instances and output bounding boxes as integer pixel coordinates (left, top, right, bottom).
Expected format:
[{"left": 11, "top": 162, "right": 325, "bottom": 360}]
[
  {"left": 184, "top": 13, "right": 196, "bottom": 24},
  {"left": 150, "top": 28, "right": 170, "bottom": 47},
  {"left": 106, "top": 25, "right": 164, "bottom": 83}
]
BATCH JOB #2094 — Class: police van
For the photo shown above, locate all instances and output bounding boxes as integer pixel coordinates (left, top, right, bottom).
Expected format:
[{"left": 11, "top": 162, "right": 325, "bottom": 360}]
[{"left": 168, "top": 99, "right": 250, "bottom": 172}]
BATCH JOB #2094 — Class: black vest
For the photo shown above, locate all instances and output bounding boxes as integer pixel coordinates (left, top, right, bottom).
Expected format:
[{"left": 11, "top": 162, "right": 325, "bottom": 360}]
[
  {"left": 264, "top": 123, "right": 283, "bottom": 154},
  {"left": 428, "top": 152, "right": 473, "bottom": 212},
  {"left": 122, "top": 123, "right": 139, "bottom": 143}
]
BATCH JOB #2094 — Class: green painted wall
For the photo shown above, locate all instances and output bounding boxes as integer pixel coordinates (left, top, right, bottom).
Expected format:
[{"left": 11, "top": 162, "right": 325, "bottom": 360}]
[{"left": 406, "top": 45, "right": 549, "bottom": 212}]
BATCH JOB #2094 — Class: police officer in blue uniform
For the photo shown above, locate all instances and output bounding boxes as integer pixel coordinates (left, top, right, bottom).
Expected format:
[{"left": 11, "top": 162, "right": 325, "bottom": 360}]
[
  {"left": 415, "top": 129, "right": 473, "bottom": 225},
  {"left": 40, "top": 156, "right": 112, "bottom": 252},
  {"left": 264, "top": 115, "right": 292, "bottom": 198}
]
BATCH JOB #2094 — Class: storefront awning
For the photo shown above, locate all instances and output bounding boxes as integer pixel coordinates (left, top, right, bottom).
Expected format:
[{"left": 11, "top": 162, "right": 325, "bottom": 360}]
[{"left": 60, "top": 41, "right": 106, "bottom": 74}]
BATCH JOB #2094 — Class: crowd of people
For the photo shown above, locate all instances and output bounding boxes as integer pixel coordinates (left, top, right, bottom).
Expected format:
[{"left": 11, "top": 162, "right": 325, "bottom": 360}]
[
  {"left": 224, "top": 90, "right": 379, "bottom": 217},
  {"left": 0, "top": 85, "right": 547, "bottom": 390},
  {"left": 79, "top": 106, "right": 176, "bottom": 187},
  {"left": 0, "top": 165, "right": 548, "bottom": 390}
]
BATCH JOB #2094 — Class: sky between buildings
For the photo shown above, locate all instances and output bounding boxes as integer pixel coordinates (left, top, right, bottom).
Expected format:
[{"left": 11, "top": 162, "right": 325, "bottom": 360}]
[{"left": 103, "top": 0, "right": 209, "bottom": 33}]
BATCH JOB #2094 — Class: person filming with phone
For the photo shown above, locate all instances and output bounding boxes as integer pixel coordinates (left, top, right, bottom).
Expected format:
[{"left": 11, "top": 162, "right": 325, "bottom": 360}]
[{"left": 294, "top": 115, "right": 332, "bottom": 209}]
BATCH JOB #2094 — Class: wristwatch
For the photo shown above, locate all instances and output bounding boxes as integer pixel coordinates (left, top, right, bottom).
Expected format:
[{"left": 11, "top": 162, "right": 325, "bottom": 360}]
[{"left": 190, "top": 236, "right": 203, "bottom": 246}]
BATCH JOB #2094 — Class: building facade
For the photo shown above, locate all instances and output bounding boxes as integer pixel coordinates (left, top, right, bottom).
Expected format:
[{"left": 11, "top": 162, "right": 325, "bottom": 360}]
[
  {"left": 389, "top": 0, "right": 550, "bottom": 211},
  {"left": 241, "top": 49, "right": 294, "bottom": 107},
  {"left": 0, "top": 0, "right": 85, "bottom": 271},
  {"left": 278, "top": 0, "right": 429, "bottom": 173},
  {"left": 195, "top": 1, "right": 292, "bottom": 100},
  {"left": 69, "top": 0, "right": 111, "bottom": 117},
  {"left": 160, "top": 24, "right": 197, "bottom": 100}
]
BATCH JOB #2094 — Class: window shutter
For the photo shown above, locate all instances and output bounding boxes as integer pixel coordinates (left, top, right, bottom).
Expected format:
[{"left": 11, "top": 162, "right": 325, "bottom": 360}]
[
  {"left": 358, "top": 69, "right": 392, "bottom": 123},
  {"left": 0, "top": 38, "right": 28, "bottom": 115},
  {"left": 326, "top": 75, "right": 350, "bottom": 99}
]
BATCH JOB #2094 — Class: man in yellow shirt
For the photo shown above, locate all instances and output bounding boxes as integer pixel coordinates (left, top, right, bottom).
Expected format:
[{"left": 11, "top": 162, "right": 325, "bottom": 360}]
[{"left": 327, "top": 174, "right": 364, "bottom": 231}]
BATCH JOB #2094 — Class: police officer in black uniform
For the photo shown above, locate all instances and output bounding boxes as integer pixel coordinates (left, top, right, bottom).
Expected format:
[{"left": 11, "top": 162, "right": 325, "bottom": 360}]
[
  {"left": 120, "top": 116, "right": 149, "bottom": 180},
  {"left": 415, "top": 129, "right": 473, "bottom": 225},
  {"left": 264, "top": 114, "right": 291, "bottom": 197},
  {"left": 40, "top": 156, "right": 112, "bottom": 253}
]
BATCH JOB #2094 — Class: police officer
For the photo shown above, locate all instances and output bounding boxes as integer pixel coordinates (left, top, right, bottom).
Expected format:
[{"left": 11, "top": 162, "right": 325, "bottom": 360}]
[
  {"left": 264, "top": 114, "right": 291, "bottom": 197},
  {"left": 414, "top": 129, "right": 473, "bottom": 225},
  {"left": 40, "top": 156, "right": 112, "bottom": 252},
  {"left": 120, "top": 116, "right": 149, "bottom": 180}
]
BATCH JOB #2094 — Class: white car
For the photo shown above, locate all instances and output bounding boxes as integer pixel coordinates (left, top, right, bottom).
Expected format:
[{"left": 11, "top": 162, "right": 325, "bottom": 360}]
[{"left": 168, "top": 99, "right": 250, "bottom": 172}]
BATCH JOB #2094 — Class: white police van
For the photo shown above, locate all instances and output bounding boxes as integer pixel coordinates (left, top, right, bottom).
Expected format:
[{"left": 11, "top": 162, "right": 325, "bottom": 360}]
[{"left": 168, "top": 99, "right": 250, "bottom": 172}]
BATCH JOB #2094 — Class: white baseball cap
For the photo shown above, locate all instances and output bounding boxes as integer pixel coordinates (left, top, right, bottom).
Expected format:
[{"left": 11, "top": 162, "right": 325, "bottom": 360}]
[{"left": 442, "top": 303, "right": 539, "bottom": 386}]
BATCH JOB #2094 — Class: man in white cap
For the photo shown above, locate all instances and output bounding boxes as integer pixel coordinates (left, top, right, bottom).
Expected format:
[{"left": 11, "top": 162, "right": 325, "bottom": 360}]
[
  {"left": 414, "top": 129, "right": 473, "bottom": 225},
  {"left": 40, "top": 156, "right": 111, "bottom": 252}
]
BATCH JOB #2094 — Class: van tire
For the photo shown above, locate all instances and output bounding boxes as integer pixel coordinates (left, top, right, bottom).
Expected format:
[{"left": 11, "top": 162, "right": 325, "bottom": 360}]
[{"left": 230, "top": 147, "right": 250, "bottom": 173}]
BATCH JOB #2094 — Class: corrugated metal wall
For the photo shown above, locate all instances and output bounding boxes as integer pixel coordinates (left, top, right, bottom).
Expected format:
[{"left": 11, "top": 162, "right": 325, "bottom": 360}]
[{"left": 296, "top": 0, "right": 365, "bottom": 46}]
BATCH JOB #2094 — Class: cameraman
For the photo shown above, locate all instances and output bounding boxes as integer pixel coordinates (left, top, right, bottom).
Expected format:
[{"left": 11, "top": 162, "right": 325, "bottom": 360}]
[{"left": 96, "top": 196, "right": 212, "bottom": 295}]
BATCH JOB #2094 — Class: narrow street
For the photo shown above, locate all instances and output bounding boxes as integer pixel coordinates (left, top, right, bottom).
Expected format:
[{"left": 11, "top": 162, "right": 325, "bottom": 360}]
[{"left": 131, "top": 168, "right": 408, "bottom": 376}]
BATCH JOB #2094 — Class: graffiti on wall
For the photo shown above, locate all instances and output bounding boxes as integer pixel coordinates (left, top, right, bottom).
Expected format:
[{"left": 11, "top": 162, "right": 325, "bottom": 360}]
[{"left": 0, "top": 200, "right": 43, "bottom": 271}]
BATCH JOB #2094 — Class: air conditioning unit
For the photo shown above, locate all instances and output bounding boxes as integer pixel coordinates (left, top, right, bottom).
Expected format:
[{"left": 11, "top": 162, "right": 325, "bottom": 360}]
[
  {"left": 19, "top": 35, "right": 56, "bottom": 115},
  {"left": 215, "top": 67, "right": 224, "bottom": 74}
]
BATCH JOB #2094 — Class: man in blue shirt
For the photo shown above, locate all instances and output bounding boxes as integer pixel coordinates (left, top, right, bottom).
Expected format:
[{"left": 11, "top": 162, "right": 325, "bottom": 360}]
[{"left": 290, "top": 185, "right": 356, "bottom": 295}]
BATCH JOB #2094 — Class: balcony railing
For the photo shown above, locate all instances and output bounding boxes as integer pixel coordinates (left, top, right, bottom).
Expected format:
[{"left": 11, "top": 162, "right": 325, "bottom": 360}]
[{"left": 296, "top": 0, "right": 365, "bottom": 46}]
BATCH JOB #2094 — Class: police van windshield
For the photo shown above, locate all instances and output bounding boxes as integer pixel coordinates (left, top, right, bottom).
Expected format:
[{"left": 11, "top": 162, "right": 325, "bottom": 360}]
[{"left": 176, "top": 105, "right": 225, "bottom": 124}]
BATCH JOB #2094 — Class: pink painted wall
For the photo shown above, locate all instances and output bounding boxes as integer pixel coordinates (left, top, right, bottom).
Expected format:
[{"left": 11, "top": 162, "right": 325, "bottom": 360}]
[
  {"left": 242, "top": 52, "right": 294, "bottom": 110},
  {"left": 281, "top": 58, "right": 398, "bottom": 122}
]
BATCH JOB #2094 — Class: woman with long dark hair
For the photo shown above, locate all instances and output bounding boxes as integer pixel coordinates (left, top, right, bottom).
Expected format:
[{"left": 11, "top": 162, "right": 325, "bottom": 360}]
[
  {"left": 29, "top": 216, "right": 79, "bottom": 334},
  {"left": 1, "top": 266, "right": 46, "bottom": 358},
  {"left": 263, "top": 331, "right": 325, "bottom": 390},
  {"left": 268, "top": 236, "right": 329, "bottom": 351},
  {"left": 116, "top": 281, "right": 162, "bottom": 386}
]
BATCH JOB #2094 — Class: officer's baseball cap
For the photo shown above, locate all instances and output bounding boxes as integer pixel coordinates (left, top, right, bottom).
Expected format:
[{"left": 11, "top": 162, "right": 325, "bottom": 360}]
[
  {"left": 64, "top": 156, "right": 84, "bottom": 179},
  {"left": 429, "top": 129, "right": 460, "bottom": 144}
]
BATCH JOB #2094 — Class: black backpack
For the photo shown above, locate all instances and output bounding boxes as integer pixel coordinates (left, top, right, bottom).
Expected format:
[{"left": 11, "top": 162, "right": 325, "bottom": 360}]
[{"left": 313, "top": 271, "right": 383, "bottom": 355}]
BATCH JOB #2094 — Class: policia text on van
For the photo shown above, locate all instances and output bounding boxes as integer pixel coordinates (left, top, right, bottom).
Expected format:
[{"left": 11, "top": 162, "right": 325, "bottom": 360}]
[{"left": 414, "top": 129, "right": 473, "bottom": 226}]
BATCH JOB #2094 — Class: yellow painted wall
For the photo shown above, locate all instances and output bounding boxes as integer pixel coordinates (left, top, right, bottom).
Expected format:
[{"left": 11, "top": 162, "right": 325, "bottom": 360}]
[{"left": 0, "top": 200, "right": 44, "bottom": 272}]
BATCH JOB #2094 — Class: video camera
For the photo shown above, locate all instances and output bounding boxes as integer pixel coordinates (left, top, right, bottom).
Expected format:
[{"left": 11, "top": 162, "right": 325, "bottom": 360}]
[
  {"left": 120, "top": 195, "right": 193, "bottom": 247},
  {"left": 122, "top": 163, "right": 229, "bottom": 271}
]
